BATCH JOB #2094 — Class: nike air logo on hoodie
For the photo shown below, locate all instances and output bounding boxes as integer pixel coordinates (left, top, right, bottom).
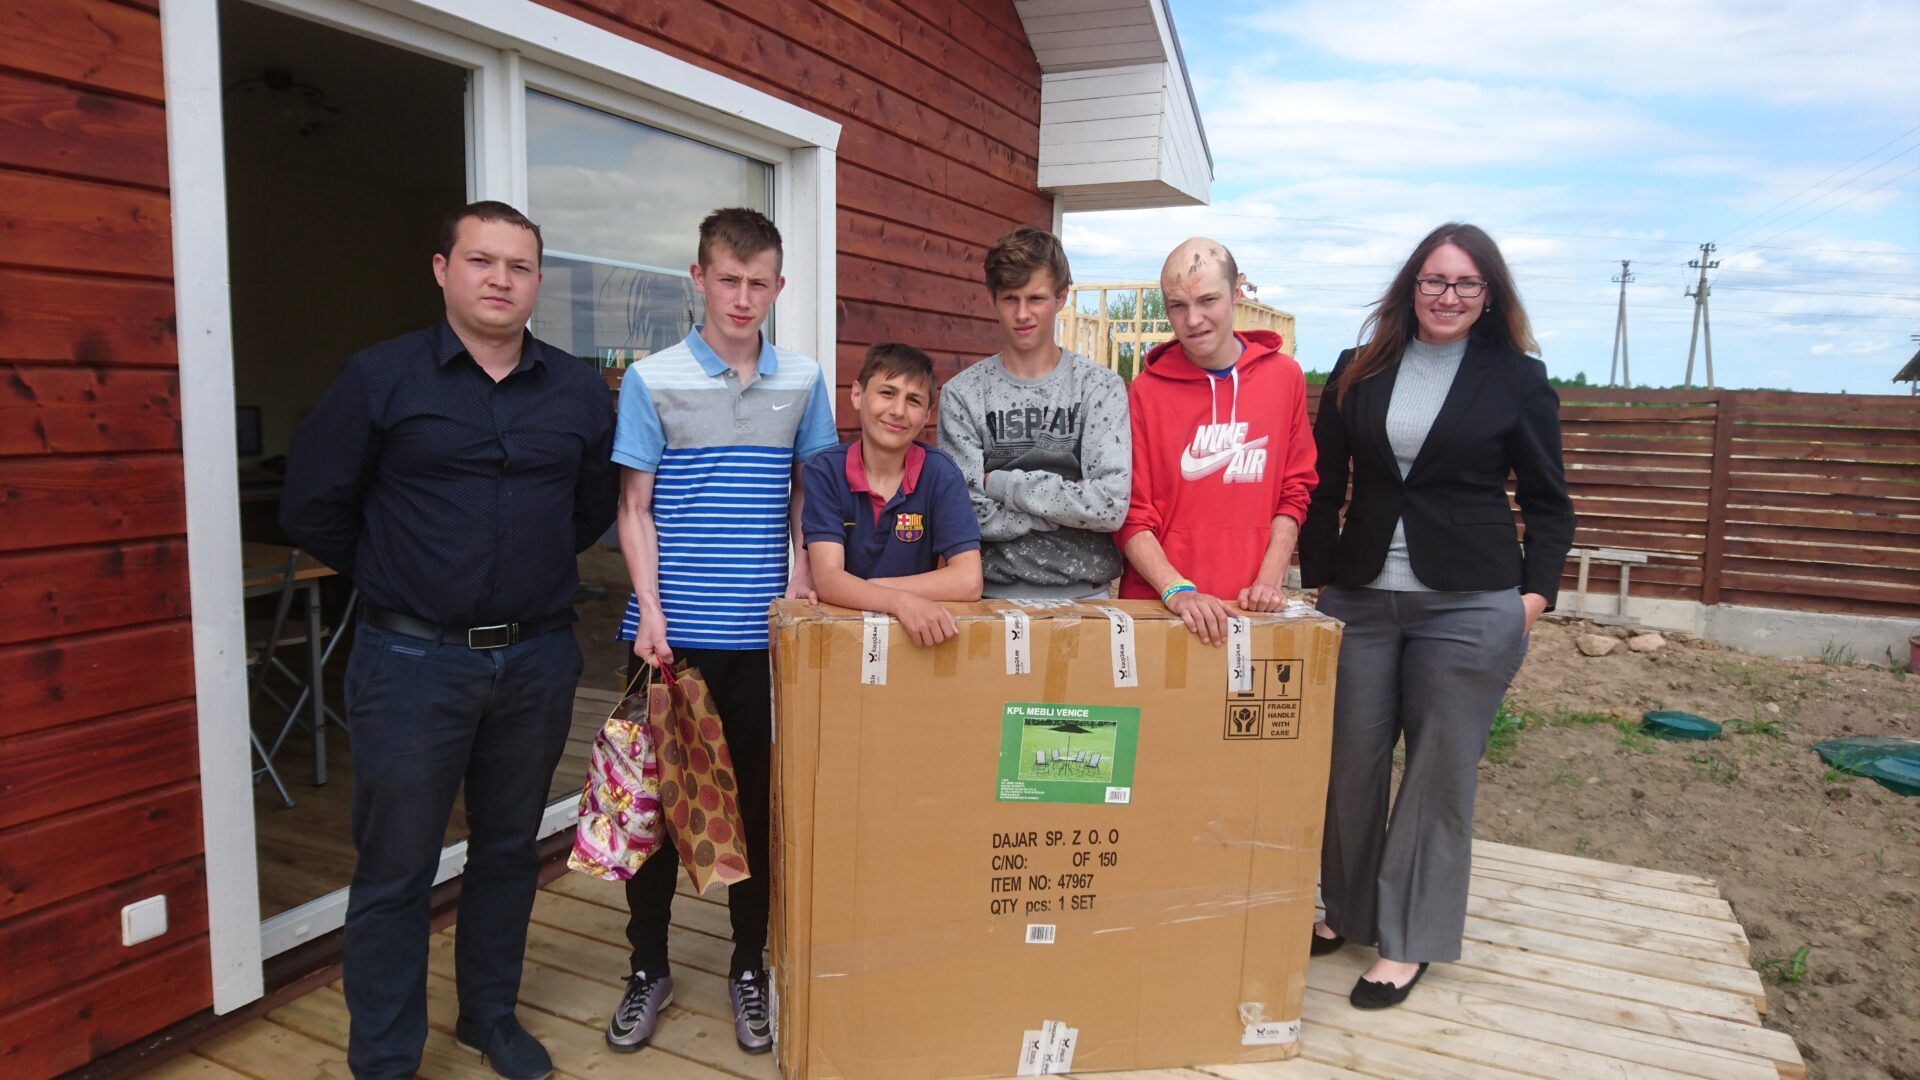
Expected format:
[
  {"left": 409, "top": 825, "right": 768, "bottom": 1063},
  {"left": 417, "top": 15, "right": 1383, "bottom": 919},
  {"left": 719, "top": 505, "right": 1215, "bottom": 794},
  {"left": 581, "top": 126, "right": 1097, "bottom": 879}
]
[{"left": 1180, "top": 423, "right": 1269, "bottom": 482}]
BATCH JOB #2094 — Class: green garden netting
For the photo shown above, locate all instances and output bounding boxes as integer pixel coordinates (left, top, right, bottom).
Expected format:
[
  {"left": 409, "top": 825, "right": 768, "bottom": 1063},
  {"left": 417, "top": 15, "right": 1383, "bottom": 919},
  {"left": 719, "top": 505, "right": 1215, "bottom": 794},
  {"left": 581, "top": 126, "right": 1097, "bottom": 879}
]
[{"left": 1812, "top": 737, "right": 1920, "bottom": 797}]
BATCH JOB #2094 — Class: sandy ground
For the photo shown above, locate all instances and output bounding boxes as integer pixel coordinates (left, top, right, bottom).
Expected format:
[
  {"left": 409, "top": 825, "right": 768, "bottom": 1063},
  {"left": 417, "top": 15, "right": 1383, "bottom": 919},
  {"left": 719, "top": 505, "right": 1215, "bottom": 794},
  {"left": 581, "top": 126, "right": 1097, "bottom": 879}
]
[{"left": 1478, "top": 617, "right": 1920, "bottom": 1079}]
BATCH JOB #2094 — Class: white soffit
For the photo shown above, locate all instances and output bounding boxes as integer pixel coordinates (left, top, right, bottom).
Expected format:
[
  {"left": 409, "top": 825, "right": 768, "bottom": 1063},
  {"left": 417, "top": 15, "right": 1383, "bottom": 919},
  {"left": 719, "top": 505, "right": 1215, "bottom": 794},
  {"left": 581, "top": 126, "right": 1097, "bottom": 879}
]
[{"left": 1015, "top": 0, "right": 1213, "bottom": 211}]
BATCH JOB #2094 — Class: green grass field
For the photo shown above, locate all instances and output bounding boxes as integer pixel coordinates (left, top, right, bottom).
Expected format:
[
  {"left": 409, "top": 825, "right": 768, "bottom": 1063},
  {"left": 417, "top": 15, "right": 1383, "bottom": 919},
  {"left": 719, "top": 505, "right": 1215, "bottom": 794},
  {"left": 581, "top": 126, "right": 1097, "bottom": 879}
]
[{"left": 1015, "top": 723, "right": 1118, "bottom": 783}]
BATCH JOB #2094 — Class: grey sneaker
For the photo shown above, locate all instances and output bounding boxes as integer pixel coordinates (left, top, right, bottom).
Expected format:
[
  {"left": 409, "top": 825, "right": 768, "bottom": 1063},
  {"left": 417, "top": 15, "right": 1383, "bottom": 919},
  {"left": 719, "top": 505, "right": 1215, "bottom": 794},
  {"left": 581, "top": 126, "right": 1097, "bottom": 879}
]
[
  {"left": 605, "top": 969, "right": 673, "bottom": 1052},
  {"left": 729, "top": 969, "right": 774, "bottom": 1054}
]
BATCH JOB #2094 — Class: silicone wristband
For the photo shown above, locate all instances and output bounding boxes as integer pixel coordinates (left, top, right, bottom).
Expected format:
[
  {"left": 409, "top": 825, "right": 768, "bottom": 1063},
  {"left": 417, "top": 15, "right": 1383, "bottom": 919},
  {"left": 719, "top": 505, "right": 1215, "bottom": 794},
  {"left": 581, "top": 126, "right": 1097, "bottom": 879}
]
[{"left": 1161, "top": 580, "right": 1197, "bottom": 606}]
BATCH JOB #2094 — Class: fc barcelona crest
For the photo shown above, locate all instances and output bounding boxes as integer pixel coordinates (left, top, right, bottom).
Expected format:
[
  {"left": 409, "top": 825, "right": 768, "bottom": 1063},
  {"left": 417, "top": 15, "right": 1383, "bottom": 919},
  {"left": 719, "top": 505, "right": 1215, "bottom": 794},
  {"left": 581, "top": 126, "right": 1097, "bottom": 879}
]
[{"left": 894, "top": 512, "right": 925, "bottom": 542}]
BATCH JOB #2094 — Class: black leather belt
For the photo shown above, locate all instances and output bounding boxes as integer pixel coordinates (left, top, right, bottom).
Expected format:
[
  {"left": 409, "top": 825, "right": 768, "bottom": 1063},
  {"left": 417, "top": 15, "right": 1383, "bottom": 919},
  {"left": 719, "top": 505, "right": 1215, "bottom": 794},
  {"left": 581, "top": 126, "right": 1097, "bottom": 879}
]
[{"left": 362, "top": 604, "right": 574, "bottom": 650}]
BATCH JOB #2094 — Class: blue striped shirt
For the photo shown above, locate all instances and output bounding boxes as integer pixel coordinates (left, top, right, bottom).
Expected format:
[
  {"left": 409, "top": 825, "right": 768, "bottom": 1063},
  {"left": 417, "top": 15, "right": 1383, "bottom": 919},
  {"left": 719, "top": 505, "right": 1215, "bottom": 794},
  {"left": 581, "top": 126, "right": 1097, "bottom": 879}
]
[{"left": 613, "top": 327, "right": 836, "bottom": 649}]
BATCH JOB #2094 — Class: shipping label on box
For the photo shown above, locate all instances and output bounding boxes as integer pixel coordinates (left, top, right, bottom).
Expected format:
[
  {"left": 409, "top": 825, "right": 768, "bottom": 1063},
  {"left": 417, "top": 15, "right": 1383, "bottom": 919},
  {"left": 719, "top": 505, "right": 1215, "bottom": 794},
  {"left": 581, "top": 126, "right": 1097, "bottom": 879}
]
[{"left": 995, "top": 702, "right": 1138, "bottom": 805}]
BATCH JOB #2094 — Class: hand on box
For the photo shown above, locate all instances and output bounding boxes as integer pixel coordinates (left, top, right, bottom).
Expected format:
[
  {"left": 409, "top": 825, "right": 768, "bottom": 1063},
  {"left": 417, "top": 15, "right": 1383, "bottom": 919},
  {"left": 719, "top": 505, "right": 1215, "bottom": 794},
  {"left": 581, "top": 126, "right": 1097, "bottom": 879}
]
[
  {"left": 895, "top": 593, "right": 959, "bottom": 647},
  {"left": 1237, "top": 580, "right": 1288, "bottom": 613},
  {"left": 786, "top": 561, "right": 820, "bottom": 605},
  {"left": 1166, "top": 590, "right": 1230, "bottom": 646}
]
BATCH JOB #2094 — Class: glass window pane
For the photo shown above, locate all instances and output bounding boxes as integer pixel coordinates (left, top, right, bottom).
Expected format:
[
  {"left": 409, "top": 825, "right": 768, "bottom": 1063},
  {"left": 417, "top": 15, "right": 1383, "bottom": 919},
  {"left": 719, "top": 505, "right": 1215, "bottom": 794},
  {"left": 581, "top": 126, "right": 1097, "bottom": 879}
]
[{"left": 526, "top": 89, "right": 772, "bottom": 364}]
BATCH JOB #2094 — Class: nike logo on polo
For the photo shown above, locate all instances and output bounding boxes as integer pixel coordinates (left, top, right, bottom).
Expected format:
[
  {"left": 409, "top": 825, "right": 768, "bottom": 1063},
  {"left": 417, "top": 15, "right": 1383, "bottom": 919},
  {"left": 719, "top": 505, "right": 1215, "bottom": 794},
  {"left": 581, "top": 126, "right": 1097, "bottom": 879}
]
[
  {"left": 1180, "top": 422, "right": 1269, "bottom": 482},
  {"left": 771, "top": 402, "right": 793, "bottom": 411}
]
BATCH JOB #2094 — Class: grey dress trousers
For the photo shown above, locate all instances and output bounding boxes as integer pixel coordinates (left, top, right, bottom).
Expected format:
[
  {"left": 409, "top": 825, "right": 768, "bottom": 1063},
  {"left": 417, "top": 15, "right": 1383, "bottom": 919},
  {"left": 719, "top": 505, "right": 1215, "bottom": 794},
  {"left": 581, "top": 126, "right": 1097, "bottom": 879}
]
[{"left": 1314, "top": 585, "right": 1528, "bottom": 962}]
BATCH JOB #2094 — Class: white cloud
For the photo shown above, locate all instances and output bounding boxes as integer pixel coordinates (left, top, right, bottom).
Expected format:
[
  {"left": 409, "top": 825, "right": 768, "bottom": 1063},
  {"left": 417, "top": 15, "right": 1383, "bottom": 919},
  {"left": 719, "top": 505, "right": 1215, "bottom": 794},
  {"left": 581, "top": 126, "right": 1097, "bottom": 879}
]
[
  {"left": 1200, "top": 76, "right": 1667, "bottom": 182},
  {"left": 1810, "top": 342, "right": 1837, "bottom": 354},
  {"left": 1248, "top": 0, "right": 1920, "bottom": 112}
]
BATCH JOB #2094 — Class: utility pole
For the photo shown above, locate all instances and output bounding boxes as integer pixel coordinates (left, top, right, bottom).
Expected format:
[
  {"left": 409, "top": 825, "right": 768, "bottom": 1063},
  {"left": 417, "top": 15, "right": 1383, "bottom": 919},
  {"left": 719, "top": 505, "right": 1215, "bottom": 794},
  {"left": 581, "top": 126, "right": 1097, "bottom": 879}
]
[
  {"left": 1684, "top": 243, "right": 1719, "bottom": 388},
  {"left": 1608, "top": 260, "right": 1634, "bottom": 387}
]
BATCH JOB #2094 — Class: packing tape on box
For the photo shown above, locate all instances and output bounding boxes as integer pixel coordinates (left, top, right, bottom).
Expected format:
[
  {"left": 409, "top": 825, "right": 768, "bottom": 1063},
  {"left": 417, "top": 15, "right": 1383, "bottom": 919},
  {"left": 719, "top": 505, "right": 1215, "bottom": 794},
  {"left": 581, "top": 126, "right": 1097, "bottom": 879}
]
[
  {"left": 1002, "top": 608, "right": 1032, "bottom": 676},
  {"left": 1161, "top": 620, "right": 1188, "bottom": 689},
  {"left": 1237, "top": 1005, "right": 1302, "bottom": 1047},
  {"left": 799, "top": 877, "right": 1317, "bottom": 979},
  {"left": 1043, "top": 617, "right": 1078, "bottom": 700},
  {"left": 1226, "top": 616, "right": 1254, "bottom": 692},
  {"left": 860, "top": 611, "right": 890, "bottom": 685},
  {"left": 1093, "top": 606, "right": 1139, "bottom": 688},
  {"left": 1015, "top": 1019, "right": 1078, "bottom": 1075},
  {"left": 934, "top": 631, "right": 960, "bottom": 677}
]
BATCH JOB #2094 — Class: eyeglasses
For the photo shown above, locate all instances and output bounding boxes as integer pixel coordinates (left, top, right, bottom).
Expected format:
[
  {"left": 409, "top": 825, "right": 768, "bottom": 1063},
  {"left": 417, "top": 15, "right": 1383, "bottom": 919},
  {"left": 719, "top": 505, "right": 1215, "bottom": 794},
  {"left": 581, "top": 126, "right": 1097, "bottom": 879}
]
[{"left": 1415, "top": 278, "right": 1487, "bottom": 298}]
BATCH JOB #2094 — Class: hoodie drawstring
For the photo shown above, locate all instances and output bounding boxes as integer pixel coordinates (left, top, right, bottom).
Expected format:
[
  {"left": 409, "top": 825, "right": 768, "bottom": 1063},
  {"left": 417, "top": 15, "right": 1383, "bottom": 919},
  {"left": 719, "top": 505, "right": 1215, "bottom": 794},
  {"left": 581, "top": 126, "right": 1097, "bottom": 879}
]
[{"left": 1204, "top": 361, "right": 1244, "bottom": 430}]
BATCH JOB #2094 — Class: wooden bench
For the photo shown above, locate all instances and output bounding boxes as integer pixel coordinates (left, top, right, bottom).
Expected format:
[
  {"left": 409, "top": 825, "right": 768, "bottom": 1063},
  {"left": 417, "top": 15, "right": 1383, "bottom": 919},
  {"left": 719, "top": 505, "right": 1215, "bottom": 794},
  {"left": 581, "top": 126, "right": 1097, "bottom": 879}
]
[{"left": 1554, "top": 547, "right": 1695, "bottom": 627}]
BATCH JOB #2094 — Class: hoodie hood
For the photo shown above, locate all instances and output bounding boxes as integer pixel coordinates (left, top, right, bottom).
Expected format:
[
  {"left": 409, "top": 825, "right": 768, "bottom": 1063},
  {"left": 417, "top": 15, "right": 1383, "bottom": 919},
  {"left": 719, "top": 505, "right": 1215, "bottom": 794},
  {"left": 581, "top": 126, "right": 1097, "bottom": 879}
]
[{"left": 1142, "top": 329, "right": 1286, "bottom": 381}]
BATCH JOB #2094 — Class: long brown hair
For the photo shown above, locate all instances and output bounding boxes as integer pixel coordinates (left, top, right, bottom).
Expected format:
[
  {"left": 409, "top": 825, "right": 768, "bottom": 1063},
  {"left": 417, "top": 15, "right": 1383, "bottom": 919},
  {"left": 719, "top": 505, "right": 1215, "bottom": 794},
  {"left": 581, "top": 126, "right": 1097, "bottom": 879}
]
[{"left": 1334, "top": 223, "right": 1537, "bottom": 408}]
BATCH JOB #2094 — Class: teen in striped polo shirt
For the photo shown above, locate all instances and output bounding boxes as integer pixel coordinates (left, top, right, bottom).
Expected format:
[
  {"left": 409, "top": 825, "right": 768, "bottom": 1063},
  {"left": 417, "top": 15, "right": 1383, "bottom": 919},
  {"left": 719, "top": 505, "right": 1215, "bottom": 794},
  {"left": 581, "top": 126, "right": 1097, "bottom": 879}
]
[{"left": 606, "top": 208, "right": 836, "bottom": 1057}]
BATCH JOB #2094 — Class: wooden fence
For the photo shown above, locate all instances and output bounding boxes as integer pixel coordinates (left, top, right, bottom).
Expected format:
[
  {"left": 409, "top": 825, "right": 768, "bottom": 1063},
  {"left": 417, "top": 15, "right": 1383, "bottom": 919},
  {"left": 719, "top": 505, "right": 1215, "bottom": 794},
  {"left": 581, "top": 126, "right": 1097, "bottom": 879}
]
[{"left": 1302, "top": 386, "right": 1920, "bottom": 621}]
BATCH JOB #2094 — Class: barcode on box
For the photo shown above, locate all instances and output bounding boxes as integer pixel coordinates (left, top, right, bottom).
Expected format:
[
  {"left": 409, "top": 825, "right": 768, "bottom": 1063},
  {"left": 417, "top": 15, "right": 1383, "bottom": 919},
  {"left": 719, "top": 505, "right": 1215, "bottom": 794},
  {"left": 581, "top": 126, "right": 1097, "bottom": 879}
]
[
  {"left": 1025, "top": 924, "right": 1057, "bottom": 945},
  {"left": 1105, "top": 786, "right": 1131, "bottom": 804}
]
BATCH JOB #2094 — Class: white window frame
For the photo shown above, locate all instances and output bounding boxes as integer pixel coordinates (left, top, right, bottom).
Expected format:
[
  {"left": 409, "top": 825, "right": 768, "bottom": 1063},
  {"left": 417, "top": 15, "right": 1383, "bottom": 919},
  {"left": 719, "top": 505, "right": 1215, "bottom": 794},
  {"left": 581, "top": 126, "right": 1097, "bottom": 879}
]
[{"left": 161, "top": 0, "right": 838, "bottom": 1012}]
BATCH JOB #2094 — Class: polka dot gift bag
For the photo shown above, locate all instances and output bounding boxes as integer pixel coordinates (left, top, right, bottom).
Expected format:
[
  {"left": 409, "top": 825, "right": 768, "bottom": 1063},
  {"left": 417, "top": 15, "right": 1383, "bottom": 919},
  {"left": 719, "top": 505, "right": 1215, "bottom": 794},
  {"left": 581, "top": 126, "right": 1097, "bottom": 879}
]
[{"left": 648, "top": 662, "right": 752, "bottom": 894}]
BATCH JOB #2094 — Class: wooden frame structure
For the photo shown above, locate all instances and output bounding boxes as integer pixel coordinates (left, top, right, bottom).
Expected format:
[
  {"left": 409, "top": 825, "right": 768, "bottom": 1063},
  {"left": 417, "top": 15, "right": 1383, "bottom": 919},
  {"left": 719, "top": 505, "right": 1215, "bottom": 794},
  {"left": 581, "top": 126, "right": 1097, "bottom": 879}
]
[{"left": 1056, "top": 282, "right": 1297, "bottom": 380}]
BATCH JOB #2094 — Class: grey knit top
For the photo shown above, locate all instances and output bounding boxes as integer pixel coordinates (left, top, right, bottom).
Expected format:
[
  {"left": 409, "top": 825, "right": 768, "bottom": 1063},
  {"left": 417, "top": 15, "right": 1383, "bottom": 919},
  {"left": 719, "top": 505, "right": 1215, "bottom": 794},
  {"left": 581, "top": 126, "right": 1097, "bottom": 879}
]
[{"left": 1365, "top": 337, "right": 1468, "bottom": 591}]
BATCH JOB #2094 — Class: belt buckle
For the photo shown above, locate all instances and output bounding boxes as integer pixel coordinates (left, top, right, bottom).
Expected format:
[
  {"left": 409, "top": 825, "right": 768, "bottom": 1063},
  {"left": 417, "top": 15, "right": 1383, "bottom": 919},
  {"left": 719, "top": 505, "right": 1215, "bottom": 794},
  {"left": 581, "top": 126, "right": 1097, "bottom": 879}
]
[{"left": 467, "top": 623, "right": 517, "bottom": 650}]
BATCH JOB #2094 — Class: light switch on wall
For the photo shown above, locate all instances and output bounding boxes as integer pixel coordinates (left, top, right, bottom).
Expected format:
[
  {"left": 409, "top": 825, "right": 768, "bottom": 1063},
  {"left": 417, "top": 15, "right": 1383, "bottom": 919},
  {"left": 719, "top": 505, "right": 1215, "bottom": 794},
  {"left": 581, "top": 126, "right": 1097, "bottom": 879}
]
[{"left": 121, "top": 896, "right": 168, "bottom": 946}]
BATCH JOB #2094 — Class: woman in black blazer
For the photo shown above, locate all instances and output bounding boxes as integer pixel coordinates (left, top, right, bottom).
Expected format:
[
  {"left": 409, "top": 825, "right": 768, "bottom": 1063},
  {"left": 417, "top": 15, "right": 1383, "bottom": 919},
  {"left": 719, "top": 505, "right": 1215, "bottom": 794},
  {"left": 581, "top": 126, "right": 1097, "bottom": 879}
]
[{"left": 1299, "top": 223, "right": 1573, "bottom": 1009}]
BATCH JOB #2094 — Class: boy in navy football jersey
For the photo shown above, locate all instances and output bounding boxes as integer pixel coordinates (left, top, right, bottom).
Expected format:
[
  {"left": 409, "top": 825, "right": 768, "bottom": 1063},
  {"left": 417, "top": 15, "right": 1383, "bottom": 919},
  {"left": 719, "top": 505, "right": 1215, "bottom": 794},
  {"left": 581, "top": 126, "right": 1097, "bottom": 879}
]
[{"left": 802, "top": 344, "right": 983, "bottom": 645}]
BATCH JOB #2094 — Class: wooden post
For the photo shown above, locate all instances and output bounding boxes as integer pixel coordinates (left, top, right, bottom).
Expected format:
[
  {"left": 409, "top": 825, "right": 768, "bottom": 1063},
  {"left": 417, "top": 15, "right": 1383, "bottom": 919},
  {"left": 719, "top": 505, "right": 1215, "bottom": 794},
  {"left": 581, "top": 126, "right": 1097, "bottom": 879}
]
[{"left": 1699, "top": 390, "right": 1737, "bottom": 606}]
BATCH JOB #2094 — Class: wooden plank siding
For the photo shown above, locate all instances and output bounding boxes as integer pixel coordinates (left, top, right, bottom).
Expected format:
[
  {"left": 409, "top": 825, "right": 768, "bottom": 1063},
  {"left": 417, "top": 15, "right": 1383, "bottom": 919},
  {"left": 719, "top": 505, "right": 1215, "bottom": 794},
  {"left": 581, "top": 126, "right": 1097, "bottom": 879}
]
[
  {"left": 0, "top": 1, "right": 205, "bottom": 1076},
  {"left": 0, "top": 0, "right": 1058, "bottom": 1072},
  {"left": 1301, "top": 384, "right": 1920, "bottom": 618},
  {"left": 543, "top": 0, "right": 1051, "bottom": 434}
]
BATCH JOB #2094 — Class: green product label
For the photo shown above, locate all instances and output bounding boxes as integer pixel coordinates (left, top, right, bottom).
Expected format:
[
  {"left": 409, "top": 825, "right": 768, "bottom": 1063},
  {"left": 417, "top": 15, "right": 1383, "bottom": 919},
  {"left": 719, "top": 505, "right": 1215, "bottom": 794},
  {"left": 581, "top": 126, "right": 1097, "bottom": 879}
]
[{"left": 996, "top": 702, "right": 1139, "bottom": 805}]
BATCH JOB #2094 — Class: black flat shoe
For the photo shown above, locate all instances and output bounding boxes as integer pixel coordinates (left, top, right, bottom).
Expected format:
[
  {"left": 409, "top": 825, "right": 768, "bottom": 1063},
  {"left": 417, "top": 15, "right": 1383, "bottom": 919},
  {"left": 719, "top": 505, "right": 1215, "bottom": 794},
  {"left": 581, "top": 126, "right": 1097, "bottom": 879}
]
[
  {"left": 1349, "top": 962, "right": 1428, "bottom": 1010},
  {"left": 1309, "top": 930, "right": 1347, "bottom": 956}
]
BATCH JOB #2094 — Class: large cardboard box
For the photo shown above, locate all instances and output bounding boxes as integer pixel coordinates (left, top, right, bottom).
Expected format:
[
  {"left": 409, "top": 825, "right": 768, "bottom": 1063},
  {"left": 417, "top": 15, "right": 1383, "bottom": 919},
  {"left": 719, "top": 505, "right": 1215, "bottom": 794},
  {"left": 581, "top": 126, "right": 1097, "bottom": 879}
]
[{"left": 769, "top": 598, "right": 1340, "bottom": 1079}]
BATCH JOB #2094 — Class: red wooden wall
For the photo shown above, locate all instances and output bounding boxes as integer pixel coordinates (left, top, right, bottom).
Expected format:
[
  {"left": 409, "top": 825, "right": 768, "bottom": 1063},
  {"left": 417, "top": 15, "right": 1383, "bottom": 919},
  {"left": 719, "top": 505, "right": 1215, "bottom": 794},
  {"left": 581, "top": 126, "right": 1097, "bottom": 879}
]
[
  {"left": 0, "top": 0, "right": 1051, "bottom": 1071},
  {"left": 0, "top": 1, "right": 213, "bottom": 1075},
  {"left": 541, "top": 0, "right": 1052, "bottom": 433}
]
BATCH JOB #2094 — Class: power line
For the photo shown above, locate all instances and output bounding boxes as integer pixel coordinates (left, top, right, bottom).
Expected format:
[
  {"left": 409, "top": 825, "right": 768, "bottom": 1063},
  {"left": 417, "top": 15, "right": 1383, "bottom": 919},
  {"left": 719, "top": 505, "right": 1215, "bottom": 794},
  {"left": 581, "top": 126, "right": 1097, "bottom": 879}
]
[
  {"left": 1713, "top": 125, "right": 1920, "bottom": 247},
  {"left": 1740, "top": 159, "right": 1920, "bottom": 252},
  {"left": 1090, "top": 208, "right": 1920, "bottom": 258},
  {"left": 1711, "top": 284, "right": 1920, "bottom": 301}
]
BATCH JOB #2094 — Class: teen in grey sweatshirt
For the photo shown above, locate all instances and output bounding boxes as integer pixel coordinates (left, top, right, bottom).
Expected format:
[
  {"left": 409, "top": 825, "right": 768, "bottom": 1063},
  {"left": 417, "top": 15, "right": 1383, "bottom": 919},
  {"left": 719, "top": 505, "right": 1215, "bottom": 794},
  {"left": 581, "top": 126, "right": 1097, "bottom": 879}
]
[{"left": 938, "top": 348, "right": 1131, "bottom": 598}]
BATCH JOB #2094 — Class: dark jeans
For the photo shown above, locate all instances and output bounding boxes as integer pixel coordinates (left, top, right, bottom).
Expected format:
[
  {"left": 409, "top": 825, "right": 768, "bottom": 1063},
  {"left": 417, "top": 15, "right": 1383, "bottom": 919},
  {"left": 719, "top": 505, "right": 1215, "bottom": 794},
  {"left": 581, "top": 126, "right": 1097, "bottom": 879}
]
[
  {"left": 341, "top": 621, "right": 582, "bottom": 1079},
  {"left": 623, "top": 647, "right": 772, "bottom": 977}
]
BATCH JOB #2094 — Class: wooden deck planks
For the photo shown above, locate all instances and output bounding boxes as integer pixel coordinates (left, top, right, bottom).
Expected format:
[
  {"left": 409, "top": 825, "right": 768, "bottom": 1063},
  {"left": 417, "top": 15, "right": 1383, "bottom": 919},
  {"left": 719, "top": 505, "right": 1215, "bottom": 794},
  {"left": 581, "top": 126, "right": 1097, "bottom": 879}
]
[{"left": 149, "top": 839, "right": 1803, "bottom": 1080}]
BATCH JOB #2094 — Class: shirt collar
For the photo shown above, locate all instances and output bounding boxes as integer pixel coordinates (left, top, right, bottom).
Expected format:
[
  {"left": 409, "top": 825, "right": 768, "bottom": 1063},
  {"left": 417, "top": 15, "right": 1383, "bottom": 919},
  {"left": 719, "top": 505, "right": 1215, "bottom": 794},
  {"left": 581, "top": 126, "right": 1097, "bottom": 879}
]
[
  {"left": 845, "top": 440, "right": 927, "bottom": 497},
  {"left": 432, "top": 319, "right": 545, "bottom": 372},
  {"left": 687, "top": 324, "right": 778, "bottom": 379}
]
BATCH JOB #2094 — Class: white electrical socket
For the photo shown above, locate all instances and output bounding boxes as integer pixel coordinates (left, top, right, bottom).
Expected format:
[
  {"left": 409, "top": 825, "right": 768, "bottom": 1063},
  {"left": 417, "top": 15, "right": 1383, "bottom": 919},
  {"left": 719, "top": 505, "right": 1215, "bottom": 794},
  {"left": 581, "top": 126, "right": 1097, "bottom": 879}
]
[{"left": 122, "top": 896, "right": 168, "bottom": 946}]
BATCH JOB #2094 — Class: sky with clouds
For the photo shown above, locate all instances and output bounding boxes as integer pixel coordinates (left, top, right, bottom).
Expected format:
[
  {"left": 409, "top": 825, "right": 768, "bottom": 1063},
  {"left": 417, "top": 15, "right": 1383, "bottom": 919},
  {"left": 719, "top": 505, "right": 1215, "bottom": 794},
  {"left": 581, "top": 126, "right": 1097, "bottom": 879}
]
[{"left": 1059, "top": 0, "right": 1920, "bottom": 393}]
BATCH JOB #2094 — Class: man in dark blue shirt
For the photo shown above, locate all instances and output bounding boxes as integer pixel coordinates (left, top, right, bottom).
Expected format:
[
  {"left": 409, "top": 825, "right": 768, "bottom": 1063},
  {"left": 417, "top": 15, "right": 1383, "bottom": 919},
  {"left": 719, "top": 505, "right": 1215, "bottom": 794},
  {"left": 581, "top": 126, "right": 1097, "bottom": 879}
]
[
  {"left": 802, "top": 344, "right": 982, "bottom": 646},
  {"left": 281, "top": 201, "right": 616, "bottom": 1080}
]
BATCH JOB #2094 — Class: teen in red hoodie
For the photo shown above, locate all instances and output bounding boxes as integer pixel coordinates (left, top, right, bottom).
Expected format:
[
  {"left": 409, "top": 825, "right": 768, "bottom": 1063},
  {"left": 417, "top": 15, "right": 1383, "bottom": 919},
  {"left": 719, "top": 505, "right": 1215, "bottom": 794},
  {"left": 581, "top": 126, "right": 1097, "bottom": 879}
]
[{"left": 1116, "top": 239, "right": 1317, "bottom": 642}]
